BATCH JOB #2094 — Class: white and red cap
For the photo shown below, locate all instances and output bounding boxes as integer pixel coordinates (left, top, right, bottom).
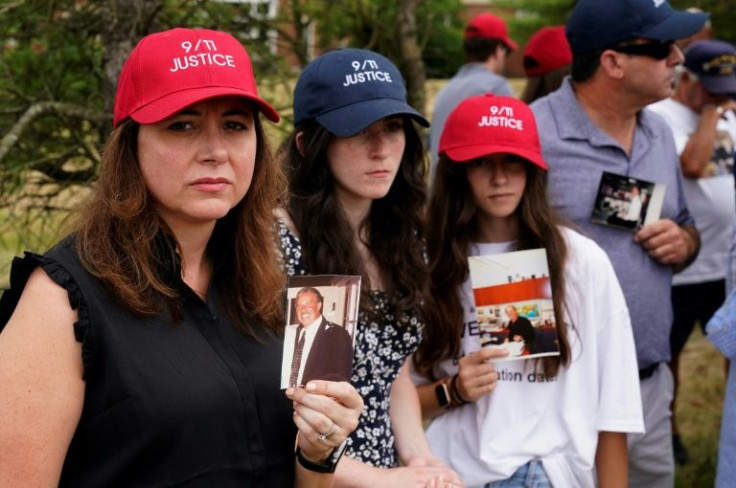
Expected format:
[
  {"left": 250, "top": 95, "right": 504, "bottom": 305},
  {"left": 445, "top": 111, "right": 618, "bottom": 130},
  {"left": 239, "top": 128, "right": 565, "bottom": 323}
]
[
  {"left": 113, "top": 27, "right": 279, "bottom": 128},
  {"left": 439, "top": 94, "right": 547, "bottom": 170}
]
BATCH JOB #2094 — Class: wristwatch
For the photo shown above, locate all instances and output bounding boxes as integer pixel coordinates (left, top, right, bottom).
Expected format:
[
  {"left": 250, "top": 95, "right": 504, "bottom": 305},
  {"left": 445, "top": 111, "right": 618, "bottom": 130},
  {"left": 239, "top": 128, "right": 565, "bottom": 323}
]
[
  {"left": 295, "top": 440, "right": 347, "bottom": 473},
  {"left": 435, "top": 379, "right": 451, "bottom": 409}
]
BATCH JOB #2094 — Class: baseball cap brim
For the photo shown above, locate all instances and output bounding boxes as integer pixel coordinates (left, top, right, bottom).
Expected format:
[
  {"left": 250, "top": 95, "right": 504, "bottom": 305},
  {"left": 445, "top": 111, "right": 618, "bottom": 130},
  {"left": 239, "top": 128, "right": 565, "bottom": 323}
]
[
  {"left": 641, "top": 10, "right": 710, "bottom": 42},
  {"left": 129, "top": 86, "right": 280, "bottom": 125},
  {"left": 698, "top": 74, "right": 736, "bottom": 95},
  {"left": 504, "top": 38, "right": 519, "bottom": 51},
  {"left": 315, "top": 98, "right": 429, "bottom": 137},
  {"left": 442, "top": 144, "right": 548, "bottom": 170}
]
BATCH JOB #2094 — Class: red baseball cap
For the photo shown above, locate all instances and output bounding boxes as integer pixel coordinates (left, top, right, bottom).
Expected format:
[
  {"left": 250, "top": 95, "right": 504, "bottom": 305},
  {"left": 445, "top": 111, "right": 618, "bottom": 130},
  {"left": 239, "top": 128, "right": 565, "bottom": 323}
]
[
  {"left": 439, "top": 94, "right": 547, "bottom": 170},
  {"left": 523, "top": 26, "right": 572, "bottom": 77},
  {"left": 113, "top": 28, "right": 279, "bottom": 128},
  {"left": 464, "top": 13, "right": 518, "bottom": 51}
]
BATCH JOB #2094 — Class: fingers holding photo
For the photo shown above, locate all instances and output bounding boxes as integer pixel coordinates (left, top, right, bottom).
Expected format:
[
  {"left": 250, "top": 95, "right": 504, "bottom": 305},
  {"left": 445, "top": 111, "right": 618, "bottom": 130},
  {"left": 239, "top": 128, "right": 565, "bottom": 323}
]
[{"left": 286, "top": 380, "right": 362, "bottom": 457}]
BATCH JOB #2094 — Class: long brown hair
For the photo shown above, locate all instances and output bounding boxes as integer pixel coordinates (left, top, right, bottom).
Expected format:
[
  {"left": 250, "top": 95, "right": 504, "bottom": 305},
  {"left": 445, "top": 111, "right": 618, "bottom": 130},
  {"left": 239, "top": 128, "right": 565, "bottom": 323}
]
[
  {"left": 414, "top": 155, "right": 571, "bottom": 379},
  {"left": 520, "top": 64, "right": 572, "bottom": 104},
  {"left": 280, "top": 118, "right": 428, "bottom": 321},
  {"left": 74, "top": 115, "right": 286, "bottom": 334}
]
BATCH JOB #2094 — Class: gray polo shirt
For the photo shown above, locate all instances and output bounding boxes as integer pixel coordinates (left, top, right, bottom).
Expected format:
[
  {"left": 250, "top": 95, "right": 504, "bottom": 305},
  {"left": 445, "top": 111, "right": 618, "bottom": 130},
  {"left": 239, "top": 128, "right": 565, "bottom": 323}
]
[
  {"left": 428, "top": 63, "right": 513, "bottom": 173},
  {"left": 531, "top": 78, "right": 694, "bottom": 370}
]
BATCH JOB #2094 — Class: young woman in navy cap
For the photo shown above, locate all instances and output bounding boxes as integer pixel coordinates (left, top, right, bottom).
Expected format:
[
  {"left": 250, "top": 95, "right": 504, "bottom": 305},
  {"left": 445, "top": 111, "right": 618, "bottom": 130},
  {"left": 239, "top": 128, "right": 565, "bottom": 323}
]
[
  {"left": 0, "top": 28, "right": 362, "bottom": 487},
  {"left": 412, "top": 94, "right": 644, "bottom": 487},
  {"left": 277, "top": 48, "right": 462, "bottom": 487}
]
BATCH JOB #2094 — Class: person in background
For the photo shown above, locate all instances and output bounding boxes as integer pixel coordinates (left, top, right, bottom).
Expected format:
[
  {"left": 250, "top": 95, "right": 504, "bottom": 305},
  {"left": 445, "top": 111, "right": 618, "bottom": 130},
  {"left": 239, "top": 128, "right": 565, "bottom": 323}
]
[
  {"left": 531, "top": 1, "right": 707, "bottom": 485},
  {"left": 428, "top": 12, "right": 516, "bottom": 174},
  {"left": 0, "top": 28, "right": 363, "bottom": 487},
  {"left": 706, "top": 289, "right": 736, "bottom": 488},
  {"left": 676, "top": 7, "right": 713, "bottom": 50},
  {"left": 648, "top": 38, "right": 736, "bottom": 466},
  {"left": 413, "top": 94, "right": 643, "bottom": 487},
  {"left": 520, "top": 25, "right": 573, "bottom": 104},
  {"left": 277, "top": 48, "right": 463, "bottom": 488}
]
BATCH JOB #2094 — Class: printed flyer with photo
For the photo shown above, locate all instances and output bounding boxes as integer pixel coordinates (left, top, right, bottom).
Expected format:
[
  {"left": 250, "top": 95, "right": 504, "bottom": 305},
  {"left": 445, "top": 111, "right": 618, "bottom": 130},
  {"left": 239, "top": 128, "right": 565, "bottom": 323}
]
[{"left": 469, "top": 248, "right": 560, "bottom": 361}]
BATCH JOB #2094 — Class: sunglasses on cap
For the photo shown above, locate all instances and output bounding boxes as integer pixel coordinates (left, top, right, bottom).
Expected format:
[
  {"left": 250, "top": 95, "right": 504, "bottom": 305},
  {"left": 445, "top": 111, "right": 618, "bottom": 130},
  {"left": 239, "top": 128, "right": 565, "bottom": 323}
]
[{"left": 610, "top": 40, "right": 675, "bottom": 60}]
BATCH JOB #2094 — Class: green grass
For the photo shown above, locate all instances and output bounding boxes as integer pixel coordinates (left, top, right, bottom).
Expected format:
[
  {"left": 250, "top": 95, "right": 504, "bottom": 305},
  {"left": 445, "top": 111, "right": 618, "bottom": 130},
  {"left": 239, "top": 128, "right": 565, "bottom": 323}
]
[{"left": 674, "top": 328, "right": 725, "bottom": 487}]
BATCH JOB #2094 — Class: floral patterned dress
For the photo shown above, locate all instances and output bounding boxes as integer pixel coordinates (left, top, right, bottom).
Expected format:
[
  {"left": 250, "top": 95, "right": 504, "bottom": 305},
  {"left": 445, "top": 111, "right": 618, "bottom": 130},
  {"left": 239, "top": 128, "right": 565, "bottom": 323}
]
[{"left": 277, "top": 220, "right": 423, "bottom": 467}]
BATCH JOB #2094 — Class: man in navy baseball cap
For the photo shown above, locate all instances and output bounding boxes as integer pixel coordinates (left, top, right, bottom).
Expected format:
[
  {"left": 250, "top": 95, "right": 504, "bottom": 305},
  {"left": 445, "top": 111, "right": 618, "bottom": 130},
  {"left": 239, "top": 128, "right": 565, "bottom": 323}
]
[
  {"left": 532, "top": 1, "right": 708, "bottom": 486},
  {"left": 293, "top": 48, "right": 428, "bottom": 137},
  {"left": 566, "top": 0, "right": 709, "bottom": 56}
]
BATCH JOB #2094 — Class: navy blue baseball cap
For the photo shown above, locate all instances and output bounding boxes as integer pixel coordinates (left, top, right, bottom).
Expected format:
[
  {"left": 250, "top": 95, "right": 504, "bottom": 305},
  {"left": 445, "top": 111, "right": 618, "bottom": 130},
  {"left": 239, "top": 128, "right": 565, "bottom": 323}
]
[
  {"left": 293, "top": 48, "right": 429, "bottom": 137},
  {"left": 566, "top": 0, "right": 710, "bottom": 56},
  {"left": 684, "top": 40, "right": 736, "bottom": 95}
]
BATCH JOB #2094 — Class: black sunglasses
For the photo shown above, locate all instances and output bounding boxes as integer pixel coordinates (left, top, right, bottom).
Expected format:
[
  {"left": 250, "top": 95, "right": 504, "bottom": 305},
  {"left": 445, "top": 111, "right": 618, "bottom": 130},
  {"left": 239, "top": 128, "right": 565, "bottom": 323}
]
[{"left": 610, "top": 40, "right": 675, "bottom": 60}]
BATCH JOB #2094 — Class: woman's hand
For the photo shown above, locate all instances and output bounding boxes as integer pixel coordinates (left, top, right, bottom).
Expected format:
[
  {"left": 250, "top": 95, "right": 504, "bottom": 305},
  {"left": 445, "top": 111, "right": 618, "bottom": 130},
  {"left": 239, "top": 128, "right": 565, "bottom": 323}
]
[
  {"left": 286, "top": 380, "right": 363, "bottom": 463},
  {"left": 455, "top": 346, "right": 508, "bottom": 402}
]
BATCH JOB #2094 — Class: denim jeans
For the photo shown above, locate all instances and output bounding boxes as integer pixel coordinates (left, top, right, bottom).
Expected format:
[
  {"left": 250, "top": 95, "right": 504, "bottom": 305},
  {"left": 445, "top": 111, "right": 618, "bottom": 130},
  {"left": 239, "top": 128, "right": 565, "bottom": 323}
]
[{"left": 484, "top": 459, "right": 553, "bottom": 488}]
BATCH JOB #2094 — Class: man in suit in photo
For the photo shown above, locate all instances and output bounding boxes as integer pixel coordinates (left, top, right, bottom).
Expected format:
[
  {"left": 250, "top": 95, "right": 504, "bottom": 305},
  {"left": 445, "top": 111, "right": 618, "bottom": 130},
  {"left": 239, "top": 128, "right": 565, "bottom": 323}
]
[{"left": 288, "top": 287, "right": 354, "bottom": 388}]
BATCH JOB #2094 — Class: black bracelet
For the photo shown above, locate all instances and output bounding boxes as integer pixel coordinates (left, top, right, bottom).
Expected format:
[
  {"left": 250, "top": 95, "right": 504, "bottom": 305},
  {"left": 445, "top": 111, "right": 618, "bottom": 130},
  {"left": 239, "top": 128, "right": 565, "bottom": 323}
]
[
  {"left": 295, "top": 440, "right": 347, "bottom": 474},
  {"left": 450, "top": 373, "right": 470, "bottom": 406}
]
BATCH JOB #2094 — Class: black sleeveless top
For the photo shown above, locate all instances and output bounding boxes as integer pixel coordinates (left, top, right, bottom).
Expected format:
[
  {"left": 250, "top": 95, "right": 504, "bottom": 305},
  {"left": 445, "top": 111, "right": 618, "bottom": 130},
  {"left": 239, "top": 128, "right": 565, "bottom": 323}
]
[{"left": 0, "top": 238, "right": 295, "bottom": 487}]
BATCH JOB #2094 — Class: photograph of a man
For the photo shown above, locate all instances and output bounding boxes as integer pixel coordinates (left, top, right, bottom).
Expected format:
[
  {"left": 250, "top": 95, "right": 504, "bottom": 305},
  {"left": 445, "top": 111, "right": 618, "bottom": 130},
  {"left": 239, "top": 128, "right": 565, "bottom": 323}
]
[
  {"left": 284, "top": 287, "right": 354, "bottom": 388},
  {"left": 504, "top": 305, "right": 536, "bottom": 355}
]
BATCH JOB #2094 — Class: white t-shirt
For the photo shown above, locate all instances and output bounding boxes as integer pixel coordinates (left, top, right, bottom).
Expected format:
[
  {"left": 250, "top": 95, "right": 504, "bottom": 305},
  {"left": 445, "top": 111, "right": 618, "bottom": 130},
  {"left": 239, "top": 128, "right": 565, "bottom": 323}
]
[
  {"left": 648, "top": 98, "right": 736, "bottom": 285},
  {"left": 412, "top": 228, "right": 644, "bottom": 488}
]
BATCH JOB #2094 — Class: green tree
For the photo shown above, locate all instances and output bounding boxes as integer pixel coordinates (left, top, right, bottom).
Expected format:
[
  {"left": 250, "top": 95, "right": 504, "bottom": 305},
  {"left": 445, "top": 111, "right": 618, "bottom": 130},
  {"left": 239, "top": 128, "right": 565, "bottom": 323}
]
[
  {"left": 496, "top": 0, "right": 735, "bottom": 48},
  {"left": 493, "top": 0, "right": 576, "bottom": 49},
  {"left": 670, "top": 0, "right": 736, "bottom": 44}
]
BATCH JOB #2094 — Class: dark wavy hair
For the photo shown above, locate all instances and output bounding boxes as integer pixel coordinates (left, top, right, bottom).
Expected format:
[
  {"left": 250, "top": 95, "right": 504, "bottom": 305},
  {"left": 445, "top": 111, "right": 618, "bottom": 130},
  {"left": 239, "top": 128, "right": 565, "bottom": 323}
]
[
  {"left": 74, "top": 114, "right": 286, "bottom": 334},
  {"left": 414, "top": 155, "right": 572, "bottom": 379},
  {"left": 280, "top": 117, "right": 428, "bottom": 322}
]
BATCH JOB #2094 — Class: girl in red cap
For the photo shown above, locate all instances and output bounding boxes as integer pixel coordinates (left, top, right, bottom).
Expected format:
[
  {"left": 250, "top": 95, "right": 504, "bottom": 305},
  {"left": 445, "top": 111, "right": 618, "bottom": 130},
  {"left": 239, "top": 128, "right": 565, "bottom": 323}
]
[{"left": 413, "top": 94, "right": 644, "bottom": 487}]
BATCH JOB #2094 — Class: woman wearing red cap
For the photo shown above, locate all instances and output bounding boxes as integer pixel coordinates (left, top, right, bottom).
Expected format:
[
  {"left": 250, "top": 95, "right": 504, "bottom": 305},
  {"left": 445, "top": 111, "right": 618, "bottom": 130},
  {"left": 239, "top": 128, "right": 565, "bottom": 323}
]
[
  {"left": 412, "top": 94, "right": 643, "bottom": 487},
  {"left": 520, "top": 26, "right": 573, "bottom": 104},
  {"left": 277, "top": 48, "right": 462, "bottom": 487},
  {"left": 0, "top": 28, "right": 362, "bottom": 487}
]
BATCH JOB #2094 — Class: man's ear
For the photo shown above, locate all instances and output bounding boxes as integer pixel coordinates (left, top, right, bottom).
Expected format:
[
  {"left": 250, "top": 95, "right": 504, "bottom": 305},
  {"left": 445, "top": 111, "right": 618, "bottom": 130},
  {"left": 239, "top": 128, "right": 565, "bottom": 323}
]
[
  {"left": 600, "top": 50, "right": 625, "bottom": 80},
  {"left": 295, "top": 131, "right": 306, "bottom": 157}
]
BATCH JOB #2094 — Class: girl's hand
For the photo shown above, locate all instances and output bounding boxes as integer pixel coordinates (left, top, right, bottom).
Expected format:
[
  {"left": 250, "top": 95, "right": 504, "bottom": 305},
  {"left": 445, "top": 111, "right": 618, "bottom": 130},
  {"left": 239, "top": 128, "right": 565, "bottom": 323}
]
[
  {"left": 455, "top": 346, "right": 508, "bottom": 402},
  {"left": 286, "top": 380, "right": 363, "bottom": 462},
  {"left": 404, "top": 456, "right": 465, "bottom": 487},
  {"left": 378, "top": 465, "right": 464, "bottom": 488}
]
